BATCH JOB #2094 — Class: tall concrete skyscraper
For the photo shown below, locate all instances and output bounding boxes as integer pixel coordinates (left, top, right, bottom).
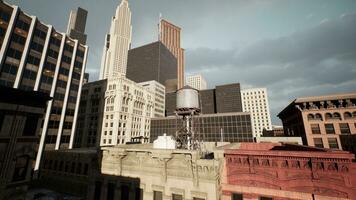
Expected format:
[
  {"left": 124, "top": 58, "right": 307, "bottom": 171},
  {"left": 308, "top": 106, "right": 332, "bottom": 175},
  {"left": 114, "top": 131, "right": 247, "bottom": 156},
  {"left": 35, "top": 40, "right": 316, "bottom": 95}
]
[
  {"left": 99, "top": 0, "right": 132, "bottom": 80},
  {"left": 242, "top": 88, "right": 272, "bottom": 137},
  {"left": 66, "top": 7, "right": 88, "bottom": 44},
  {"left": 159, "top": 19, "right": 185, "bottom": 89}
]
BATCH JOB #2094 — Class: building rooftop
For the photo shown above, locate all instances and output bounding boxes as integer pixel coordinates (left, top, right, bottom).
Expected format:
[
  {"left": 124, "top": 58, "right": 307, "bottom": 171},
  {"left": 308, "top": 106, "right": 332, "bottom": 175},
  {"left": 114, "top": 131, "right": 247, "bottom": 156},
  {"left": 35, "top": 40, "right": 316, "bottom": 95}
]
[{"left": 295, "top": 92, "right": 356, "bottom": 103}]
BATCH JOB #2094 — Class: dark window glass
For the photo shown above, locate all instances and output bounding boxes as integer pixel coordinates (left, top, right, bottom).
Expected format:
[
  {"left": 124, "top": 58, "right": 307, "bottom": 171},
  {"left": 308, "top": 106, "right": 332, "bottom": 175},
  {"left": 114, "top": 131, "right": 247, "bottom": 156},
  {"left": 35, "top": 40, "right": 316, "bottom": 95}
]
[
  {"left": 34, "top": 29, "right": 47, "bottom": 39},
  {"left": 15, "top": 20, "right": 30, "bottom": 31},
  {"left": 12, "top": 33, "right": 26, "bottom": 45},
  {"left": 0, "top": 11, "right": 11, "bottom": 22},
  {"left": 339, "top": 123, "right": 350, "bottom": 135},
  {"left": 325, "top": 124, "right": 335, "bottom": 134},
  {"left": 311, "top": 124, "right": 321, "bottom": 134},
  {"left": 328, "top": 138, "right": 339, "bottom": 149},
  {"left": 260, "top": 197, "right": 273, "bottom": 200},
  {"left": 232, "top": 193, "right": 243, "bottom": 200},
  {"left": 23, "top": 114, "right": 39, "bottom": 136},
  {"left": 314, "top": 138, "right": 324, "bottom": 148}
]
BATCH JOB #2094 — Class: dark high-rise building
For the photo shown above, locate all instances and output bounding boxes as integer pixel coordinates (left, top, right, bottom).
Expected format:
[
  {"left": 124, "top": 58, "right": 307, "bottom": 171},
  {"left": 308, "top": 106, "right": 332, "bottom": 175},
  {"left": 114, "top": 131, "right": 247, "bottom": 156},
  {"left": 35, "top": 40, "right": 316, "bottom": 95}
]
[
  {"left": 74, "top": 79, "right": 107, "bottom": 148},
  {"left": 150, "top": 113, "right": 253, "bottom": 143},
  {"left": 215, "top": 83, "right": 242, "bottom": 113},
  {"left": 126, "top": 41, "right": 177, "bottom": 92},
  {"left": 200, "top": 89, "right": 216, "bottom": 114},
  {"left": 0, "top": 1, "right": 88, "bottom": 171},
  {"left": 165, "top": 92, "right": 177, "bottom": 116},
  {"left": 66, "top": 7, "right": 88, "bottom": 44},
  {"left": 165, "top": 83, "right": 243, "bottom": 116}
]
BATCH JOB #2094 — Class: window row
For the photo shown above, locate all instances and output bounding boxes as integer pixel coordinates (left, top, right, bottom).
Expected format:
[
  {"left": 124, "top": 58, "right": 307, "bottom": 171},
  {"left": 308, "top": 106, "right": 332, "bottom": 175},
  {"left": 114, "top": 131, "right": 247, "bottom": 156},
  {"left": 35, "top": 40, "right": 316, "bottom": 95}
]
[{"left": 310, "top": 123, "right": 352, "bottom": 135}]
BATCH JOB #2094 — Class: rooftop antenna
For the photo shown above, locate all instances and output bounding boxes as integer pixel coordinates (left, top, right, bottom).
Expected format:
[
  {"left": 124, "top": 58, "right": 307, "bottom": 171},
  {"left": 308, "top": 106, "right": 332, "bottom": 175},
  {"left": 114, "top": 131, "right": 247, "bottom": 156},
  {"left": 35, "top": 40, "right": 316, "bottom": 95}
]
[{"left": 158, "top": 13, "right": 162, "bottom": 41}]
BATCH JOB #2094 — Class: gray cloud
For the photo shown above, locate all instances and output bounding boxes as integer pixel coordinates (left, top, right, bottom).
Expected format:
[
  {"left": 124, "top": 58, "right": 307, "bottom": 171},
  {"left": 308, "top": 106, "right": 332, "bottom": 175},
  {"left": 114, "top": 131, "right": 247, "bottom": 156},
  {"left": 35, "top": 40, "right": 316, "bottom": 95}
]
[{"left": 186, "top": 13, "right": 356, "bottom": 124}]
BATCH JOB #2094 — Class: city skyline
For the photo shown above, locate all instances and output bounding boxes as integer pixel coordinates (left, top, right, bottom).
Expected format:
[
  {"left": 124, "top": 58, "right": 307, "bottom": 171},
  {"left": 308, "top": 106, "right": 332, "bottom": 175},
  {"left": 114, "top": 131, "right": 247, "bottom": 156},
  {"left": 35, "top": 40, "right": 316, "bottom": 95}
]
[{"left": 6, "top": 0, "right": 356, "bottom": 125}]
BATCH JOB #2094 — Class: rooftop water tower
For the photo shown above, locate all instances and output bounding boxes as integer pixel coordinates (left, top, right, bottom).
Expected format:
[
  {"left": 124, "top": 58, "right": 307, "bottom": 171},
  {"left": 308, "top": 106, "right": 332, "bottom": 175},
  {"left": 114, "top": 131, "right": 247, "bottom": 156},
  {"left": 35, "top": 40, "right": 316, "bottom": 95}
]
[{"left": 175, "top": 85, "right": 201, "bottom": 149}]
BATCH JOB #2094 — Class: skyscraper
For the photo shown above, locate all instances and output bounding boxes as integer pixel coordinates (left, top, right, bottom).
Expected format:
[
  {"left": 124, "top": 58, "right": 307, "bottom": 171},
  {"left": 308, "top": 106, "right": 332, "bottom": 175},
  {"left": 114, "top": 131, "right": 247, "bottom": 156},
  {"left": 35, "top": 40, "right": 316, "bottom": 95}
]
[
  {"left": 186, "top": 74, "right": 207, "bottom": 90},
  {"left": 126, "top": 41, "right": 177, "bottom": 92},
  {"left": 0, "top": 1, "right": 88, "bottom": 171},
  {"left": 66, "top": 7, "right": 88, "bottom": 44},
  {"left": 93, "top": 0, "right": 163, "bottom": 145},
  {"left": 99, "top": 0, "right": 132, "bottom": 80},
  {"left": 159, "top": 19, "right": 185, "bottom": 89},
  {"left": 241, "top": 88, "right": 272, "bottom": 137}
]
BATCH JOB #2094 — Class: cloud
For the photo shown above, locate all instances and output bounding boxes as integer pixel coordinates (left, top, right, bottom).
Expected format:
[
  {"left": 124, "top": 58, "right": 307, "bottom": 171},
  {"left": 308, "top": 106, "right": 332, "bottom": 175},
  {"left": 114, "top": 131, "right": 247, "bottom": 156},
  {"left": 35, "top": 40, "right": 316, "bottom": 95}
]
[{"left": 185, "top": 13, "right": 356, "bottom": 124}]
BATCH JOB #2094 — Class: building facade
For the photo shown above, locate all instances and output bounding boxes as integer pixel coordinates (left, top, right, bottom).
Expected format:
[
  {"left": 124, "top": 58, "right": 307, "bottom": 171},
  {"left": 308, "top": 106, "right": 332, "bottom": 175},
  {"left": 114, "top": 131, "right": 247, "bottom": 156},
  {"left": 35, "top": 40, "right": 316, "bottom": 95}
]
[
  {"left": 241, "top": 88, "right": 272, "bottom": 137},
  {"left": 0, "top": 86, "right": 50, "bottom": 199},
  {"left": 150, "top": 112, "right": 253, "bottom": 143},
  {"left": 278, "top": 93, "right": 356, "bottom": 150},
  {"left": 139, "top": 80, "right": 165, "bottom": 117},
  {"left": 159, "top": 19, "right": 184, "bottom": 89},
  {"left": 126, "top": 41, "right": 177, "bottom": 93},
  {"left": 222, "top": 143, "right": 356, "bottom": 200},
  {"left": 216, "top": 83, "right": 243, "bottom": 113},
  {"left": 66, "top": 7, "right": 87, "bottom": 44},
  {"left": 0, "top": 1, "right": 88, "bottom": 171},
  {"left": 101, "top": 78, "right": 154, "bottom": 146},
  {"left": 31, "top": 143, "right": 356, "bottom": 200},
  {"left": 99, "top": 0, "right": 131, "bottom": 80},
  {"left": 186, "top": 74, "right": 207, "bottom": 90},
  {"left": 75, "top": 79, "right": 107, "bottom": 148}
]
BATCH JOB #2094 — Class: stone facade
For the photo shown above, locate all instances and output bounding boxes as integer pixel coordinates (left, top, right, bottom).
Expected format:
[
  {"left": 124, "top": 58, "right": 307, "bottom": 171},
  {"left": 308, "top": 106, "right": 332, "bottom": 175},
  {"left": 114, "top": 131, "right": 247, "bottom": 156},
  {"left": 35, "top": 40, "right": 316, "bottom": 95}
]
[
  {"left": 100, "top": 145, "right": 222, "bottom": 200},
  {"left": 221, "top": 143, "right": 356, "bottom": 200}
]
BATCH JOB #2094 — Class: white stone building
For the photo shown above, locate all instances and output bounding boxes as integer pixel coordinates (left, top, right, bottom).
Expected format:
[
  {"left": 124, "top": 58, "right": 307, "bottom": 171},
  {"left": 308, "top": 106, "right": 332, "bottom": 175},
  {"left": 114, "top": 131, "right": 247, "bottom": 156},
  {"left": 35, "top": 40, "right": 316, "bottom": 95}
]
[
  {"left": 98, "top": 0, "right": 158, "bottom": 145},
  {"left": 241, "top": 88, "right": 272, "bottom": 137},
  {"left": 101, "top": 78, "right": 154, "bottom": 145},
  {"left": 186, "top": 74, "right": 207, "bottom": 90},
  {"left": 139, "top": 80, "right": 165, "bottom": 117},
  {"left": 99, "top": 0, "right": 132, "bottom": 80}
]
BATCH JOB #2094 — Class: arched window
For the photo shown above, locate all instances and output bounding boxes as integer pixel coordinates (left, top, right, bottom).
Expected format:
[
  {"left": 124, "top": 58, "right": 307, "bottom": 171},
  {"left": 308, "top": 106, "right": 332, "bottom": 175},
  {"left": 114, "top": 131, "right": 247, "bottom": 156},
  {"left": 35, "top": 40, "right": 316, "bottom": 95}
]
[
  {"left": 344, "top": 112, "right": 352, "bottom": 119},
  {"left": 307, "top": 114, "right": 315, "bottom": 120},
  {"left": 333, "top": 112, "right": 341, "bottom": 120},
  {"left": 315, "top": 113, "right": 323, "bottom": 120},
  {"left": 325, "top": 113, "right": 332, "bottom": 120}
]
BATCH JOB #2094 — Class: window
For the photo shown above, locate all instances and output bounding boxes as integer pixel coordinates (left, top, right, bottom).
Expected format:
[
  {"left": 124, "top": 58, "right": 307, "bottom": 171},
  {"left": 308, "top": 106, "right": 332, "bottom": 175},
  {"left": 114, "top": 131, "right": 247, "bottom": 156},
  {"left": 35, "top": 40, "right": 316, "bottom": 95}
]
[
  {"left": 12, "top": 156, "right": 29, "bottom": 182},
  {"left": 311, "top": 124, "right": 321, "bottom": 134},
  {"left": 232, "top": 193, "right": 243, "bottom": 200},
  {"left": 325, "top": 113, "right": 332, "bottom": 120},
  {"left": 344, "top": 112, "right": 352, "bottom": 119},
  {"left": 260, "top": 197, "right": 273, "bottom": 200},
  {"left": 339, "top": 123, "right": 350, "bottom": 135},
  {"left": 324, "top": 124, "right": 335, "bottom": 134},
  {"left": 172, "top": 194, "right": 183, "bottom": 200},
  {"left": 153, "top": 191, "right": 163, "bottom": 200},
  {"left": 328, "top": 138, "right": 339, "bottom": 149},
  {"left": 313, "top": 138, "right": 324, "bottom": 148}
]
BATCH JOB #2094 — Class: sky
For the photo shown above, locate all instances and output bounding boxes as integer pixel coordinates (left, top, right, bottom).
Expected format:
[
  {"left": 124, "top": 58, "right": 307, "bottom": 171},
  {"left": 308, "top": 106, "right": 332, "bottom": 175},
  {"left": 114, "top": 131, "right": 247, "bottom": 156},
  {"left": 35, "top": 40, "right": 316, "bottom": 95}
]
[{"left": 6, "top": 0, "right": 356, "bottom": 125}]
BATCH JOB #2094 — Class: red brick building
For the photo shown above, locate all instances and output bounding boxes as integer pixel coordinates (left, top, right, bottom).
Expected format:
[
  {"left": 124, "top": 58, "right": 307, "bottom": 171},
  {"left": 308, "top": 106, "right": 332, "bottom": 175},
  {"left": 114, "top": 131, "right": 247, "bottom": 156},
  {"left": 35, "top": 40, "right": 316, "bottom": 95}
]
[{"left": 221, "top": 143, "right": 356, "bottom": 200}]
